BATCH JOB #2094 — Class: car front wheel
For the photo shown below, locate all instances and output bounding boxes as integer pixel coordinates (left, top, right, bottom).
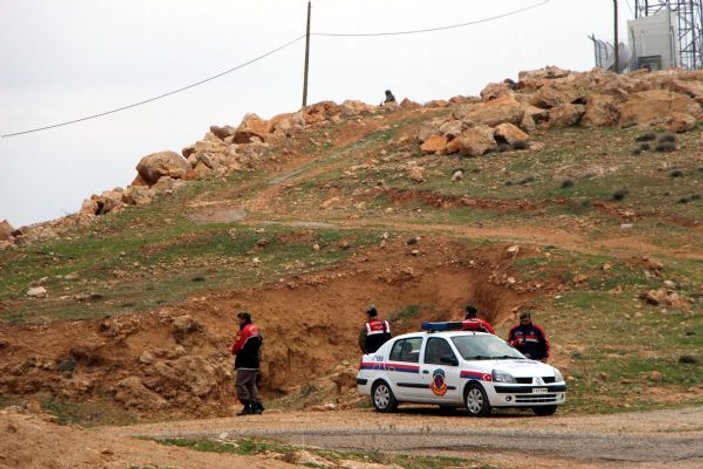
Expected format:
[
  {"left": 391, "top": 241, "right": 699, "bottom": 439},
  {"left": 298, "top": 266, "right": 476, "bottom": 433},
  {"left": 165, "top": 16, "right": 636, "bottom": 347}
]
[
  {"left": 372, "top": 381, "right": 398, "bottom": 413},
  {"left": 533, "top": 405, "right": 558, "bottom": 416},
  {"left": 464, "top": 383, "right": 492, "bottom": 417}
]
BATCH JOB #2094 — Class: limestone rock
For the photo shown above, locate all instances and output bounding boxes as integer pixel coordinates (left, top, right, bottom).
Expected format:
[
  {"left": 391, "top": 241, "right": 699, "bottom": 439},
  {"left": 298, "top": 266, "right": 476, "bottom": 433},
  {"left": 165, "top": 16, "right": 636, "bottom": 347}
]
[
  {"left": 495, "top": 123, "right": 530, "bottom": 145},
  {"left": 458, "top": 125, "right": 497, "bottom": 157},
  {"left": 420, "top": 135, "right": 447, "bottom": 154},
  {"left": 0, "top": 219, "right": 14, "bottom": 241},
  {"left": 234, "top": 113, "right": 271, "bottom": 143},
  {"left": 619, "top": 89, "right": 701, "bottom": 127},
  {"left": 136, "top": 151, "right": 191, "bottom": 186}
]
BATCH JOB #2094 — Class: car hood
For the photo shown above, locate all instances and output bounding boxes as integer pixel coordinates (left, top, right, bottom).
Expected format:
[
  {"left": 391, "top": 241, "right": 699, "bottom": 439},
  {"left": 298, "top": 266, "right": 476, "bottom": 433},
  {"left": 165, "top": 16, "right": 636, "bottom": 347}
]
[{"left": 487, "top": 359, "right": 558, "bottom": 378}]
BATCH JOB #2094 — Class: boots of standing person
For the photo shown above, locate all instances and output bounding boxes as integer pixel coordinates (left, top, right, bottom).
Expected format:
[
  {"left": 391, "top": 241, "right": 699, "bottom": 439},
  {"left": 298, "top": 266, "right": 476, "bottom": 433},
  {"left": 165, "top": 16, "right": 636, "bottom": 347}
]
[
  {"left": 236, "top": 401, "right": 253, "bottom": 416},
  {"left": 252, "top": 401, "right": 265, "bottom": 414}
]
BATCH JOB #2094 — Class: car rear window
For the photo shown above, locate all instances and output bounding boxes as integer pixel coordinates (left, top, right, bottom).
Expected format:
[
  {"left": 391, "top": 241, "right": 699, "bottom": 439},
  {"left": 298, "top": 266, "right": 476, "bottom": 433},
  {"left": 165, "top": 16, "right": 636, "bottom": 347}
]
[{"left": 389, "top": 337, "right": 423, "bottom": 363}]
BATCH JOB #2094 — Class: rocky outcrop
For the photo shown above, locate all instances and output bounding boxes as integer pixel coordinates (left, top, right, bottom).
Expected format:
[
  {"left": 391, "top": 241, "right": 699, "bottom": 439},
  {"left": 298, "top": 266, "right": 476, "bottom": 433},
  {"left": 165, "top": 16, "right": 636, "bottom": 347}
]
[{"left": 618, "top": 89, "right": 701, "bottom": 127}]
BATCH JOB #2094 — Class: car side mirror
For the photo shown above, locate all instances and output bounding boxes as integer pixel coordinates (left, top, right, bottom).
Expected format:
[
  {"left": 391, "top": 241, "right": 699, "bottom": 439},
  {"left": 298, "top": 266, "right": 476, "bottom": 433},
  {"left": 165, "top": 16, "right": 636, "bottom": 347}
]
[{"left": 440, "top": 354, "right": 458, "bottom": 366}]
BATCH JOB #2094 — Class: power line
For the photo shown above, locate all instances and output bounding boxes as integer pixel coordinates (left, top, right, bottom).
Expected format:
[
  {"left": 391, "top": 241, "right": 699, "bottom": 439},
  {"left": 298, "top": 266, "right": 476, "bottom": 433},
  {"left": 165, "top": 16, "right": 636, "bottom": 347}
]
[
  {"left": 3, "top": 1, "right": 551, "bottom": 138},
  {"left": 1, "top": 35, "right": 305, "bottom": 138},
  {"left": 313, "top": 0, "right": 550, "bottom": 37}
]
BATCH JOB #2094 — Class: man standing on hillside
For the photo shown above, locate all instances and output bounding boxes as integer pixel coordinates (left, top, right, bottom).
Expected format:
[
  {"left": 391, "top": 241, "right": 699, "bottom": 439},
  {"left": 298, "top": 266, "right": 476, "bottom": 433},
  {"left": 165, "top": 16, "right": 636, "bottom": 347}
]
[
  {"left": 507, "top": 311, "right": 550, "bottom": 362},
  {"left": 461, "top": 305, "right": 495, "bottom": 334},
  {"left": 359, "top": 305, "right": 392, "bottom": 354},
  {"left": 230, "top": 311, "right": 264, "bottom": 415}
]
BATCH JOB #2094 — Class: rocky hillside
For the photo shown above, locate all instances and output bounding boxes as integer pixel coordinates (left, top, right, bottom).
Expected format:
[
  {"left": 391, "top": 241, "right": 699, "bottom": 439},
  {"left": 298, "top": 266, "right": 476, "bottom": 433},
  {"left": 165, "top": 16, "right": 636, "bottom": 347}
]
[{"left": 0, "top": 66, "right": 701, "bottom": 423}]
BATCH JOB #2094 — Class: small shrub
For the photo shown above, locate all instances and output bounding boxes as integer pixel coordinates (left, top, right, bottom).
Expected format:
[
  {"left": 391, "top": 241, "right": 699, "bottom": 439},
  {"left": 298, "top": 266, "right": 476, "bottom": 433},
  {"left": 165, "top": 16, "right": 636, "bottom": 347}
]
[
  {"left": 658, "top": 133, "right": 677, "bottom": 143},
  {"left": 632, "top": 148, "right": 642, "bottom": 156},
  {"left": 612, "top": 188, "right": 628, "bottom": 201},
  {"left": 677, "top": 196, "right": 691, "bottom": 204},
  {"left": 496, "top": 143, "right": 512, "bottom": 153},
  {"left": 634, "top": 132, "right": 656, "bottom": 142},
  {"left": 512, "top": 140, "right": 530, "bottom": 150},
  {"left": 670, "top": 170, "right": 684, "bottom": 178},
  {"left": 655, "top": 141, "right": 677, "bottom": 153},
  {"left": 561, "top": 179, "right": 575, "bottom": 188},
  {"left": 691, "top": 194, "right": 702, "bottom": 201},
  {"left": 639, "top": 143, "right": 651, "bottom": 151},
  {"left": 56, "top": 356, "right": 77, "bottom": 373},
  {"left": 519, "top": 175, "right": 536, "bottom": 185}
]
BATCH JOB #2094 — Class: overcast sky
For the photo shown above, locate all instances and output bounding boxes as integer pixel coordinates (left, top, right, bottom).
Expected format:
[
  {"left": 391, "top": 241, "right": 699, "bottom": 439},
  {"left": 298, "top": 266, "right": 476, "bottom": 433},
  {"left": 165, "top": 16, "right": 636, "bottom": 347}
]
[{"left": 0, "top": 0, "right": 633, "bottom": 228}]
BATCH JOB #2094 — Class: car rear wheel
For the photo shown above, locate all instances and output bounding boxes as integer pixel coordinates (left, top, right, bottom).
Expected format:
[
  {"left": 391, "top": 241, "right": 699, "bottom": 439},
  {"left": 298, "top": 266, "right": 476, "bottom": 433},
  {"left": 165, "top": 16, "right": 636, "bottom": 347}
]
[
  {"left": 464, "top": 383, "right": 492, "bottom": 417},
  {"left": 372, "top": 381, "right": 398, "bottom": 413},
  {"left": 532, "top": 405, "right": 558, "bottom": 416}
]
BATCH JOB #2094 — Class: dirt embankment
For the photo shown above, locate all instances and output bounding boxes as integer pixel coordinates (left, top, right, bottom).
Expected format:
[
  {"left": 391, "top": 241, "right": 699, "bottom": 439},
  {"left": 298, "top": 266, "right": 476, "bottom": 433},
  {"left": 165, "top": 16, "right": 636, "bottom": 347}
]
[{"left": 0, "top": 238, "right": 541, "bottom": 421}]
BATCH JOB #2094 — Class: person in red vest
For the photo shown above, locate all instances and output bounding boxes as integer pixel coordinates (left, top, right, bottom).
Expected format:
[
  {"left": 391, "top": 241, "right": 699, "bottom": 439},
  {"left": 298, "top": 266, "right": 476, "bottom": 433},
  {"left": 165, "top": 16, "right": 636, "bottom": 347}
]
[
  {"left": 461, "top": 305, "right": 495, "bottom": 334},
  {"left": 507, "top": 311, "right": 550, "bottom": 362},
  {"left": 358, "top": 305, "right": 392, "bottom": 354},
  {"left": 230, "top": 311, "right": 264, "bottom": 415}
]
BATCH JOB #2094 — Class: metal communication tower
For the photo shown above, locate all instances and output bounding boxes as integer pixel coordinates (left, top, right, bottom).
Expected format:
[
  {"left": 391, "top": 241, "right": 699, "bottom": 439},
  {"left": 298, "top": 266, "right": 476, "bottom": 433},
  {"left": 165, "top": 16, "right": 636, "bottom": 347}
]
[{"left": 635, "top": 0, "right": 703, "bottom": 69}]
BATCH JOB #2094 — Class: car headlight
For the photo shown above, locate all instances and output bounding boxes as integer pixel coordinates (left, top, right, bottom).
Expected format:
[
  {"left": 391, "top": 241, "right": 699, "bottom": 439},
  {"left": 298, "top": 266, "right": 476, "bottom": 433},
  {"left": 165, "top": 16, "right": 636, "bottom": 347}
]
[
  {"left": 492, "top": 370, "right": 517, "bottom": 383},
  {"left": 554, "top": 369, "right": 564, "bottom": 382}
]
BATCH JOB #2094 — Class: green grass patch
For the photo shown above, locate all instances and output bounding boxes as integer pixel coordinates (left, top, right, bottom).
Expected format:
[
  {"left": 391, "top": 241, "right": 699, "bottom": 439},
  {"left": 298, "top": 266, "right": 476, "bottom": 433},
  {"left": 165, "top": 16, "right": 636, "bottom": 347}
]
[
  {"left": 39, "top": 396, "right": 137, "bottom": 427},
  {"left": 155, "top": 437, "right": 495, "bottom": 469}
]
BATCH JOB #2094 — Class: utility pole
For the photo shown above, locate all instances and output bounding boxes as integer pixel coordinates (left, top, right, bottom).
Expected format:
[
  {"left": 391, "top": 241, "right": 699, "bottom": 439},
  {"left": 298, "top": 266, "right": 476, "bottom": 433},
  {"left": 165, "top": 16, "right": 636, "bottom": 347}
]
[
  {"left": 613, "top": 0, "right": 620, "bottom": 73},
  {"left": 302, "top": 1, "right": 311, "bottom": 107}
]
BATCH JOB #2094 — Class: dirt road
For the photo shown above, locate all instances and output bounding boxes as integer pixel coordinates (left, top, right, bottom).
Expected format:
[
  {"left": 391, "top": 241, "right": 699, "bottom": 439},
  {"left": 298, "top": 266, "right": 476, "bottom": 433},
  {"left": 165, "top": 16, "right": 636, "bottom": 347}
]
[{"left": 110, "top": 406, "right": 703, "bottom": 469}]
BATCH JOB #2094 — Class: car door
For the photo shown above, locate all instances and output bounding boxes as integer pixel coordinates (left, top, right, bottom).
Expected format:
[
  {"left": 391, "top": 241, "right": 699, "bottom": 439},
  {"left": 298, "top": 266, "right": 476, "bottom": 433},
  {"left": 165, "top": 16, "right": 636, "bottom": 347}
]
[
  {"left": 384, "top": 336, "right": 424, "bottom": 400},
  {"left": 414, "top": 337, "right": 462, "bottom": 403}
]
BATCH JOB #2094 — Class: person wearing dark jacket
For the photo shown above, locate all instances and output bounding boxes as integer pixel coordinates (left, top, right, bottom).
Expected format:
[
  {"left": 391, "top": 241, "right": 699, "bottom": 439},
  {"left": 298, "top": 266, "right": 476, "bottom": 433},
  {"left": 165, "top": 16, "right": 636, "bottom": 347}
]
[
  {"left": 359, "top": 305, "right": 391, "bottom": 354},
  {"left": 461, "top": 305, "right": 495, "bottom": 334},
  {"left": 230, "top": 311, "right": 264, "bottom": 415},
  {"left": 507, "top": 311, "right": 550, "bottom": 361}
]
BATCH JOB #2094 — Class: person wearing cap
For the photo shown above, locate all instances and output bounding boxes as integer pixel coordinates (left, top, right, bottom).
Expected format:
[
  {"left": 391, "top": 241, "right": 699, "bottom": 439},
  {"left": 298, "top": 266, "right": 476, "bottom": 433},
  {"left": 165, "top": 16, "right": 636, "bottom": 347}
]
[
  {"left": 359, "top": 305, "right": 392, "bottom": 354},
  {"left": 230, "top": 311, "right": 265, "bottom": 415},
  {"left": 461, "top": 305, "right": 495, "bottom": 334},
  {"left": 507, "top": 311, "right": 550, "bottom": 362}
]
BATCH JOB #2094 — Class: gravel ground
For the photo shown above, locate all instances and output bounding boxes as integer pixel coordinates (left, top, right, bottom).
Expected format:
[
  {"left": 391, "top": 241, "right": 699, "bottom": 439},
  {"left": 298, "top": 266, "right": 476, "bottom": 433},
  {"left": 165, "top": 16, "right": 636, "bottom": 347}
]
[{"left": 109, "top": 406, "right": 703, "bottom": 468}]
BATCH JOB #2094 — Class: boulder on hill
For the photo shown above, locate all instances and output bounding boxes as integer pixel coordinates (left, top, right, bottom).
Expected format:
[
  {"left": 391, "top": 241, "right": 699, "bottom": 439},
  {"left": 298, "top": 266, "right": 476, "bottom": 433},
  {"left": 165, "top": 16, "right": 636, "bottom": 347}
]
[
  {"left": 581, "top": 93, "right": 620, "bottom": 127},
  {"left": 494, "top": 123, "right": 530, "bottom": 145},
  {"left": 454, "top": 95, "right": 526, "bottom": 128},
  {"left": 0, "top": 219, "right": 14, "bottom": 241},
  {"left": 529, "top": 82, "right": 581, "bottom": 109},
  {"left": 234, "top": 113, "right": 271, "bottom": 144},
  {"left": 457, "top": 125, "right": 497, "bottom": 157},
  {"left": 619, "top": 89, "right": 701, "bottom": 127},
  {"left": 303, "top": 101, "right": 343, "bottom": 125},
  {"left": 136, "top": 151, "right": 192, "bottom": 186},
  {"left": 209, "top": 125, "right": 236, "bottom": 141}
]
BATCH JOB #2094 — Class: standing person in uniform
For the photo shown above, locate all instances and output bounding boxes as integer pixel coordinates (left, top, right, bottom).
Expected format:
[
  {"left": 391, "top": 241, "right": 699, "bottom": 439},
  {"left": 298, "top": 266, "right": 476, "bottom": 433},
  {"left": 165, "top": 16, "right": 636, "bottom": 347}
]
[
  {"left": 359, "top": 305, "right": 392, "bottom": 354},
  {"left": 461, "top": 305, "right": 495, "bottom": 334},
  {"left": 230, "top": 311, "right": 265, "bottom": 415},
  {"left": 507, "top": 311, "right": 550, "bottom": 362}
]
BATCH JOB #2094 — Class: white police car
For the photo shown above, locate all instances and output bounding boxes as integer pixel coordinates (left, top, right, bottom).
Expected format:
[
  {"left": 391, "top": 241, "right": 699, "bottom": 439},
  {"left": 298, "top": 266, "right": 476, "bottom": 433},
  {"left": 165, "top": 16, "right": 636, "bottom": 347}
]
[{"left": 356, "top": 324, "right": 566, "bottom": 416}]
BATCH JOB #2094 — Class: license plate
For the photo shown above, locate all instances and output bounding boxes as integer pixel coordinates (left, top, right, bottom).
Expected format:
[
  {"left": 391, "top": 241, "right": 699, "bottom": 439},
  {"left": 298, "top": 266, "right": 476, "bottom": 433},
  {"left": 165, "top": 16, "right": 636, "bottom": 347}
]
[{"left": 532, "top": 387, "right": 548, "bottom": 394}]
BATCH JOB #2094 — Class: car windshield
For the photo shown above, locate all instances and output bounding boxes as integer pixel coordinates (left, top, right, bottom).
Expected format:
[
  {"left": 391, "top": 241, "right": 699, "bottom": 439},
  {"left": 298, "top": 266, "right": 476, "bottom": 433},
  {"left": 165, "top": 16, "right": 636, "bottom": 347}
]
[{"left": 451, "top": 334, "right": 525, "bottom": 360}]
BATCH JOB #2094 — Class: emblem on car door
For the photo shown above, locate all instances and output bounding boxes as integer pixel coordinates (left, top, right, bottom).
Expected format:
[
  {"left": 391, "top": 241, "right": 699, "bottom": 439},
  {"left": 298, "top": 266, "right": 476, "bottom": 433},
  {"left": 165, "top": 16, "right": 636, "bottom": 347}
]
[{"left": 431, "top": 369, "right": 448, "bottom": 396}]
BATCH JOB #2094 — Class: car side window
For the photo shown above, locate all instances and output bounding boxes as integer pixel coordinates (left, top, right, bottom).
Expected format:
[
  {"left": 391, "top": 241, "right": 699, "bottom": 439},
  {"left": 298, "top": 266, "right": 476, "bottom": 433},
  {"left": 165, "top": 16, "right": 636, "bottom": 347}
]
[
  {"left": 389, "top": 337, "right": 422, "bottom": 363},
  {"left": 424, "top": 337, "right": 456, "bottom": 365}
]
